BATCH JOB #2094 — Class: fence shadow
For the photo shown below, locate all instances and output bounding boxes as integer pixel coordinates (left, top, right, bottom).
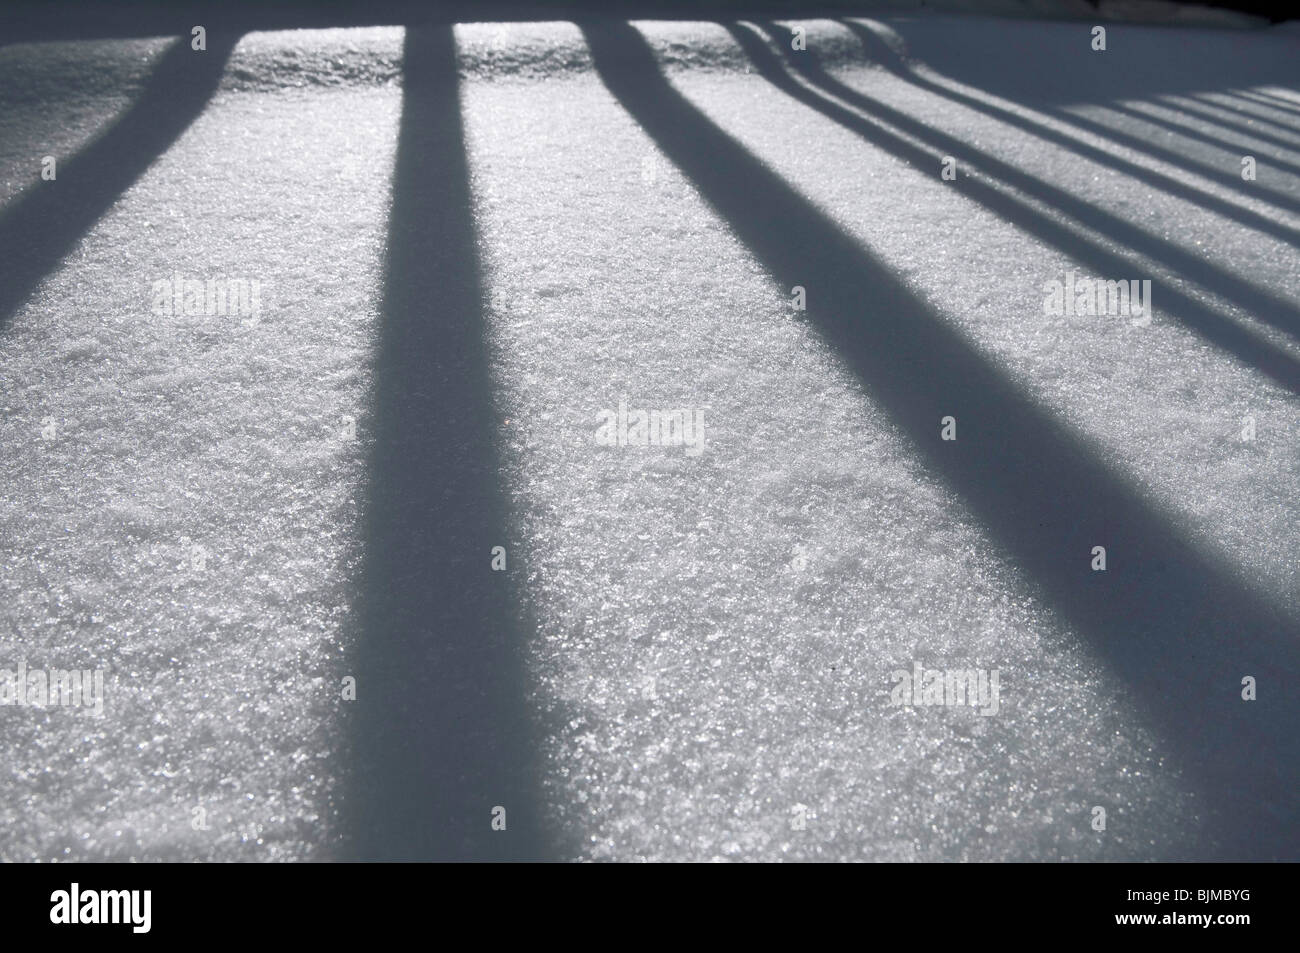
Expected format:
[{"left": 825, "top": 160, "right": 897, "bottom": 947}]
[
  {"left": 1097, "top": 99, "right": 1300, "bottom": 184},
  {"left": 0, "top": 34, "right": 237, "bottom": 330},
  {"left": 860, "top": 16, "right": 1300, "bottom": 200},
  {"left": 873, "top": 14, "right": 1300, "bottom": 106},
  {"left": 341, "top": 24, "right": 545, "bottom": 862},
  {"left": 582, "top": 19, "right": 1300, "bottom": 861},
  {"left": 831, "top": 18, "right": 1300, "bottom": 249},
  {"left": 733, "top": 20, "right": 1300, "bottom": 393}
]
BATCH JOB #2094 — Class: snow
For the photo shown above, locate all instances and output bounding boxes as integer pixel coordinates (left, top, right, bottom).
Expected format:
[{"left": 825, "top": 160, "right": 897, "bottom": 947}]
[{"left": 0, "top": 15, "right": 1297, "bottom": 861}]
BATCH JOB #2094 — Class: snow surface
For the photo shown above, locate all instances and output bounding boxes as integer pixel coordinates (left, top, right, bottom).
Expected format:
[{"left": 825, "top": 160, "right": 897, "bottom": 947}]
[{"left": 0, "top": 16, "right": 1297, "bottom": 861}]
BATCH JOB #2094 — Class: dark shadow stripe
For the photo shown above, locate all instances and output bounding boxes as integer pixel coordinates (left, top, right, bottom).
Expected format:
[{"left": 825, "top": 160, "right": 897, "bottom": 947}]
[
  {"left": 581, "top": 19, "right": 1300, "bottom": 861},
  {"left": 831, "top": 19, "right": 1300, "bottom": 250},
  {"left": 0, "top": 34, "right": 238, "bottom": 329},
  {"left": 1239, "top": 89, "right": 1300, "bottom": 116},
  {"left": 733, "top": 21, "right": 1300, "bottom": 395},
  {"left": 341, "top": 24, "right": 546, "bottom": 862},
  {"left": 1204, "top": 90, "right": 1300, "bottom": 132},
  {"left": 1094, "top": 100, "right": 1300, "bottom": 188},
  {"left": 747, "top": 22, "right": 1300, "bottom": 347},
  {"left": 1175, "top": 92, "right": 1300, "bottom": 149}
]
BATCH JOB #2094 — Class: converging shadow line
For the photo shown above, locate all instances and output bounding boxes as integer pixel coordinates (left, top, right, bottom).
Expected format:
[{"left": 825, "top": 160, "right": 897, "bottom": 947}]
[
  {"left": 0, "top": 34, "right": 239, "bottom": 330},
  {"left": 1199, "top": 90, "right": 1300, "bottom": 134},
  {"left": 735, "top": 21, "right": 1300, "bottom": 396},
  {"left": 829, "top": 19, "right": 1300, "bottom": 251},
  {"left": 1238, "top": 89, "right": 1300, "bottom": 117},
  {"left": 745, "top": 21, "right": 1300, "bottom": 347},
  {"left": 1090, "top": 100, "right": 1300, "bottom": 188},
  {"left": 341, "top": 23, "right": 549, "bottom": 862},
  {"left": 1167, "top": 93, "right": 1300, "bottom": 152},
  {"left": 580, "top": 20, "right": 1300, "bottom": 861}
]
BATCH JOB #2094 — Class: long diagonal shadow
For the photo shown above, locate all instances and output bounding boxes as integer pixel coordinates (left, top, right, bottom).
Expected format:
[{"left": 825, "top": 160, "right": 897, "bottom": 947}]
[
  {"left": 1243, "top": 89, "right": 1300, "bottom": 116},
  {"left": 0, "top": 34, "right": 238, "bottom": 329},
  {"left": 1086, "top": 100, "right": 1300, "bottom": 193},
  {"left": 1115, "top": 96, "right": 1300, "bottom": 156},
  {"left": 1239, "top": 89, "right": 1300, "bottom": 118},
  {"left": 341, "top": 25, "right": 545, "bottom": 862},
  {"left": 581, "top": 20, "right": 1300, "bottom": 860},
  {"left": 831, "top": 19, "right": 1300, "bottom": 250},
  {"left": 732, "top": 22, "right": 1300, "bottom": 396},
  {"left": 1222, "top": 90, "right": 1300, "bottom": 127},
  {"left": 850, "top": 18, "right": 1300, "bottom": 191},
  {"left": 842, "top": 18, "right": 1300, "bottom": 197},
  {"left": 745, "top": 22, "right": 1300, "bottom": 351},
  {"left": 1173, "top": 93, "right": 1300, "bottom": 150},
  {"left": 1112, "top": 96, "right": 1300, "bottom": 161}
]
